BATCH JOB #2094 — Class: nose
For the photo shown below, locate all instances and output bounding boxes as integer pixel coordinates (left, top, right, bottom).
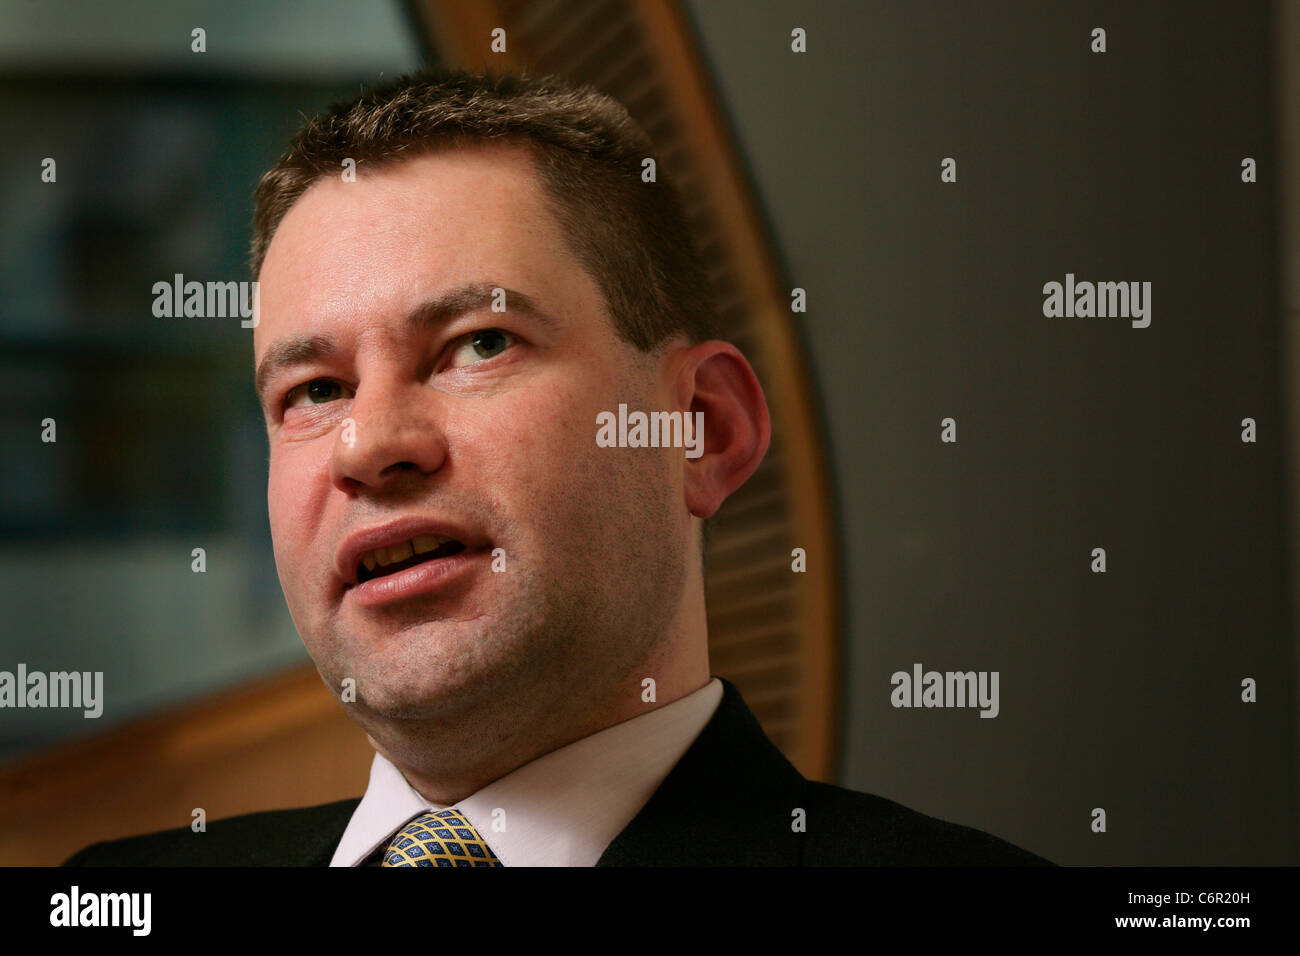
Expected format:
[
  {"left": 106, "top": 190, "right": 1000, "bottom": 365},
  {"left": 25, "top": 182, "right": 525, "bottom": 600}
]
[{"left": 329, "top": 377, "right": 448, "bottom": 494}]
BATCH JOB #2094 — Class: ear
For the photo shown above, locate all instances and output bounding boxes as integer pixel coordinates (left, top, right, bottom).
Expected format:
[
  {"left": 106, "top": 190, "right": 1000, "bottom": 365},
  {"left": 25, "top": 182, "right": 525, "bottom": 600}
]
[{"left": 671, "top": 341, "right": 771, "bottom": 520}]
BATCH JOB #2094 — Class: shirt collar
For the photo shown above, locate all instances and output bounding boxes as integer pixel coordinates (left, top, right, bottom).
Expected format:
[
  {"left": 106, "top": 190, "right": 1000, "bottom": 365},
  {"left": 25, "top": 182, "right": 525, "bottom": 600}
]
[{"left": 330, "top": 678, "right": 723, "bottom": 866}]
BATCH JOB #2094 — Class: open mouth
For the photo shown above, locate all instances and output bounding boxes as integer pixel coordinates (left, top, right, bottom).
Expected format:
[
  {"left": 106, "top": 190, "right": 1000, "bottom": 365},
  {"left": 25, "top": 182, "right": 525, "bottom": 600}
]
[{"left": 356, "top": 535, "right": 468, "bottom": 585}]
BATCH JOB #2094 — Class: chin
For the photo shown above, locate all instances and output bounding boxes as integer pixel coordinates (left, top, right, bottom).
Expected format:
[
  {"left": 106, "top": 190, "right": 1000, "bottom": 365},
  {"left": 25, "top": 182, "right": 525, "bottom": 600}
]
[
  {"left": 351, "top": 641, "right": 510, "bottom": 714},
  {"left": 355, "top": 675, "right": 489, "bottom": 721}
]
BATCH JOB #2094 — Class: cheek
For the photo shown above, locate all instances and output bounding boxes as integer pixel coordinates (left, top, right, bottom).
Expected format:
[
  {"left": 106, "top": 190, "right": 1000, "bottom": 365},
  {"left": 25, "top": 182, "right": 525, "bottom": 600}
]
[
  {"left": 451, "top": 382, "right": 612, "bottom": 520},
  {"left": 267, "top": 447, "right": 332, "bottom": 570}
]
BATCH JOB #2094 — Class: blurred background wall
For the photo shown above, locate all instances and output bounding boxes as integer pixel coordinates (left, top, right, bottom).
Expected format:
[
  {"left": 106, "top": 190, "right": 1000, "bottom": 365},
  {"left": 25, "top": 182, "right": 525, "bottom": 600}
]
[
  {"left": 0, "top": 0, "right": 422, "bottom": 760},
  {"left": 0, "top": 0, "right": 1295, "bottom": 866},
  {"left": 682, "top": 0, "right": 1296, "bottom": 866}
]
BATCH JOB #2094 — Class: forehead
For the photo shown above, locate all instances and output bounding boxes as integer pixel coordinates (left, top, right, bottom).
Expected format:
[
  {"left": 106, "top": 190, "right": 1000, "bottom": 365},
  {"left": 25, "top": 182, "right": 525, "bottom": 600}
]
[{"left": 254, "top": 144, "right": 600, "bottom": 354}]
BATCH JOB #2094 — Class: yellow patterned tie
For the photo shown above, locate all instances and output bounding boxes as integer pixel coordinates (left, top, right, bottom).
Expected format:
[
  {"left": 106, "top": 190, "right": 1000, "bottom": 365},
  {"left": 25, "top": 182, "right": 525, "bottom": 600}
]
[{"left": 381, "top": 809, "right": 504, "bottom": 867}]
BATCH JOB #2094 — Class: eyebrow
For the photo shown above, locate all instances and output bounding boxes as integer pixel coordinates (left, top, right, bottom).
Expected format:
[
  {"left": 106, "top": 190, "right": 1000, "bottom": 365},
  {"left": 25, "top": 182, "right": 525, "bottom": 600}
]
[{"left": 254, "top": 283, "right": 557, "bottom": 405}]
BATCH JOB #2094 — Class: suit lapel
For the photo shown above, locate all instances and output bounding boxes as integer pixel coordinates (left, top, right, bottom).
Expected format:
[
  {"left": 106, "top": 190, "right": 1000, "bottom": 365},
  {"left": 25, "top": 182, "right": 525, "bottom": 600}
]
[
  {"left": 280, "top": 799, "right": 361, "bottom": 866},
  {"left": 595, "top": 677, "right": 805, "bottom": 866}
]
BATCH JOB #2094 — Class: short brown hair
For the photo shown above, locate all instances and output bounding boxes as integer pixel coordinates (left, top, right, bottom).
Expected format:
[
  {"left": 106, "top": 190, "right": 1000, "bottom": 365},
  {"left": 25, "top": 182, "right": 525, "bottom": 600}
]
[{"left": 251, "top": 68, "right": 718, "bottom": 351}]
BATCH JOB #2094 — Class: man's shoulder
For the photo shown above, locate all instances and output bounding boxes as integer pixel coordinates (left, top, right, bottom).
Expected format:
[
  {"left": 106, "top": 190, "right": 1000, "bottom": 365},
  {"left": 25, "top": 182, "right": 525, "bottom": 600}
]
[
  {"left": 800, "top": 780, "right": 1053, "bottom": 866},
  {"left": 62, "top": 797, "right": 361, "bottom": 867}
]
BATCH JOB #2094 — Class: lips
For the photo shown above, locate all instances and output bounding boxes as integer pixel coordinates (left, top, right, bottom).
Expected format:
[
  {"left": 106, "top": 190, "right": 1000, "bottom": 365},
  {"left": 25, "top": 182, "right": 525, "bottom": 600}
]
[
  {"left": 337, "top": 518, "right": 485, "bottom": 589},
  {"left": 356, "top": 534, "right": 466, "bottom": 583}
]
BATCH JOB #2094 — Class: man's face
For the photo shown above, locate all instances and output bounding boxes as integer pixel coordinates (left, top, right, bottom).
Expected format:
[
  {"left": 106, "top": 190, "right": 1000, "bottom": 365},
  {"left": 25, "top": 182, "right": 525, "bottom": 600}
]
[{"left": 254, "top": 145, "right": 690, "bottom": 728}]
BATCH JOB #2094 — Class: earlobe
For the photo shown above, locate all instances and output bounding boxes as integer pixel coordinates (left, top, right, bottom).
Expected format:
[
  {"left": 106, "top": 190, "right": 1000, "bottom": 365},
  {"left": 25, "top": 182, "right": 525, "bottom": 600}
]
[{"left": 678, "top": 342, "right": 771, "bottom": 520}]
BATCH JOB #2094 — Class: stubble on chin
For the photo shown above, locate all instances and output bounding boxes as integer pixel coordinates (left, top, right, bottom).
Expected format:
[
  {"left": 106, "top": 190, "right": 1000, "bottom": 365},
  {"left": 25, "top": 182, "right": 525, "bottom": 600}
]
[{"left": 315, "top": 566, "right": 586, "bottom": 725}]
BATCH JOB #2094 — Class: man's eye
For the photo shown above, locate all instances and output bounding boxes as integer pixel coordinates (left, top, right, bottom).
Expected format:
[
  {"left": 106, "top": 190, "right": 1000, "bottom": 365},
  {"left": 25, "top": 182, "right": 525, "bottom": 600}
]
[
  {"left": 285, "top": 379, "right": 348, "bottom": 408},
  {"left": 448, "top": 329, "right": 515, "bottom": 368}
]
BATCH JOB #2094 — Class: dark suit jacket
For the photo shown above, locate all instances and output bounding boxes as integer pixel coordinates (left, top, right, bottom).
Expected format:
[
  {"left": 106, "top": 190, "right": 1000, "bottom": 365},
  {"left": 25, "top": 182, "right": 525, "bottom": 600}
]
[{"left": 63, "top": 677, "right": 1051, "bottom": 866}]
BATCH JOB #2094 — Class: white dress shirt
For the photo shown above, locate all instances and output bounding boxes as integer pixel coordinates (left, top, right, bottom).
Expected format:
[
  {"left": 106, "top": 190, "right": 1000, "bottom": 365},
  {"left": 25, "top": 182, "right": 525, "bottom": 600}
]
[{"left": 330, "top": 678, "right": 723, "bottom": 866}]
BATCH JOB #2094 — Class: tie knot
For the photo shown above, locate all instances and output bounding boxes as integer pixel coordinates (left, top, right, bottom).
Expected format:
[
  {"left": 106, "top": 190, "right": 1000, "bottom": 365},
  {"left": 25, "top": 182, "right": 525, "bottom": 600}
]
[{"left": 381, "top": 809, "right": 503, "bottom": 867}]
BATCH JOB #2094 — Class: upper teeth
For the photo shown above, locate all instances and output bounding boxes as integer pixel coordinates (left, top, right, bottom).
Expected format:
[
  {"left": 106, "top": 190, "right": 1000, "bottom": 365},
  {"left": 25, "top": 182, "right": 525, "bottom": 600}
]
[{"left": 361, "top": 535, "right": 456, "bottom": 572}]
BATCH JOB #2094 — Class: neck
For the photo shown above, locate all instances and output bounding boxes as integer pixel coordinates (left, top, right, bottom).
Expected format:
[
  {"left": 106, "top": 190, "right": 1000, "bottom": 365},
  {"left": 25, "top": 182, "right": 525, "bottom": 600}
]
[{"left": 366, "top": 576, "right": 711, "bottom": 807}]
